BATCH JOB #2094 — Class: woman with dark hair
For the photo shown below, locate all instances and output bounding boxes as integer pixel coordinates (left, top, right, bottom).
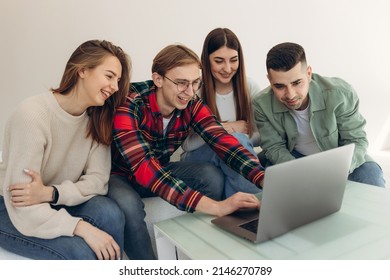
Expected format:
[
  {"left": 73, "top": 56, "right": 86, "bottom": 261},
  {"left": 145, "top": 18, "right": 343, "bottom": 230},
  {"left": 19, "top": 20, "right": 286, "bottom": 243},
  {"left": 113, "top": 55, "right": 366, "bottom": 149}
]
[
  {"left": 181, "top": 27, "right": 262, "bottom": 198},
  {"left": 0, "top": 40, "right": 131, "bottom": 259}
]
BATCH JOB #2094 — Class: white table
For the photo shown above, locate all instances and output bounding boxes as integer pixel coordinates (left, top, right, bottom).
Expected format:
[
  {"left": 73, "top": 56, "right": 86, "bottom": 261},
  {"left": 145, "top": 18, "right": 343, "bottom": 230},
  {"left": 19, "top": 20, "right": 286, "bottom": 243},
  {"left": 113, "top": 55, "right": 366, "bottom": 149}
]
[{"left": 154, "top": 181, "right": 390, "bottom": 259}]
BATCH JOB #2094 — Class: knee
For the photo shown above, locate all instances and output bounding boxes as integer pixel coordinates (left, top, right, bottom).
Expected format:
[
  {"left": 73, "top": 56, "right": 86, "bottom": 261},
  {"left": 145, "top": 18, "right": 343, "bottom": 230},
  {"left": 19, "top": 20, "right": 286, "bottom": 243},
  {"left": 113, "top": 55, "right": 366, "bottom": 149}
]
[
  {"left": 196, "top": 164, "right": 224, "bottom": 200},
  {"left": 92, "top": 197, "right": 125, "bottom": 228},
  {"left": 109, "top": 192, "right": 147, "bottom": 226},
  {"left": 108, "top": 178, "right": 146, "bottom": 215},
  {"left": 119, "top": 195, "right": 146, "bottom": 221},
  {"left": 232, "top": 132, "right": 250, "bottom": 144},
  {"left": 349, "top": 162, "right": 386, "bottom": 187},
  {"left": 106, "top": 201, "right": 125, "bottom": 226}
]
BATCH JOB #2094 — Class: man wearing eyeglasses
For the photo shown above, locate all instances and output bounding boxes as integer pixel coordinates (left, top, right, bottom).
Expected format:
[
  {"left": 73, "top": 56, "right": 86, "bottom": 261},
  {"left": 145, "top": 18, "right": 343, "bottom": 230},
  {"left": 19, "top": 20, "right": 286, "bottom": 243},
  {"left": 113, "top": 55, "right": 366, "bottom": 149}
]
[{"left": 109, "top": 44, "right": 265, "bottom": 260}]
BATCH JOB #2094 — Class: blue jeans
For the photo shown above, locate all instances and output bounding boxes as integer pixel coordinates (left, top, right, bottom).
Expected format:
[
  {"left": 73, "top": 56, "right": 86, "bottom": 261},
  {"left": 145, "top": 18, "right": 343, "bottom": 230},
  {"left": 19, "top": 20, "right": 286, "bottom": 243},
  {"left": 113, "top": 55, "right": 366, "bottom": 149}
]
[
  {"left": 348, "top": 161, "right": 386, "bottom": 187},
  {"left": 0, "top": 195, "right": 125, "bottom": 259},
  {"left": 108, "top": 161, "right": 224, "bottom": 260},
  {"left": 181, "top": 132, "right": 261, "bottom": 198}
]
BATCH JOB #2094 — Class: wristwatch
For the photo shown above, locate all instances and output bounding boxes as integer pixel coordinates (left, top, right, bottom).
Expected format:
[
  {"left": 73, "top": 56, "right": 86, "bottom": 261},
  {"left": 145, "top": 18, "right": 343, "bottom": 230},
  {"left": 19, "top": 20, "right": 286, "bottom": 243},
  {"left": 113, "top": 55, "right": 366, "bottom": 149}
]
[{"left": 51, "top": 186, "right": 59, "bottom": 204}]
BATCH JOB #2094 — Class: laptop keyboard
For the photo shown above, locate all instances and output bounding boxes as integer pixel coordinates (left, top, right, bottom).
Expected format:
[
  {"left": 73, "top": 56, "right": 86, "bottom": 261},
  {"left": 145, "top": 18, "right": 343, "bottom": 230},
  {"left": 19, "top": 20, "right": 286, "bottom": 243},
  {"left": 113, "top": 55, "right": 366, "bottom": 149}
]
[{"left": 239, "top": 219, "right": 259, "bottom": 234}]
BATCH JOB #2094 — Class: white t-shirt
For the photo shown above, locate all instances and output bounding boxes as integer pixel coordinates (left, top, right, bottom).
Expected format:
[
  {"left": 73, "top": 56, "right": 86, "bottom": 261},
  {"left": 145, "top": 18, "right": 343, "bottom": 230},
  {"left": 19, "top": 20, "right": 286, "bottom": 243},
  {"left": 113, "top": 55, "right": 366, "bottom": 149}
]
[
  {"left": 216, "top": 91, "right": 235, "bottom": 122},
  {"left": 290, "top": 104, "right": 321, "bottom": 155},
  {"left": 163, "top": 116, "right": 172, "bottom": 134}
]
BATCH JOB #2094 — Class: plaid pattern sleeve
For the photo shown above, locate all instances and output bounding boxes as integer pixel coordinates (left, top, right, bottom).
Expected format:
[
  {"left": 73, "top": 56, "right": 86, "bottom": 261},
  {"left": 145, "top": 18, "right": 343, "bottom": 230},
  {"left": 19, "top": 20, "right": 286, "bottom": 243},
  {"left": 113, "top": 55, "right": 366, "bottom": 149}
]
[
  {"left": 111, "top": 81, "right": 203, "bottom": 212},
  {"left": 188, "top": 99, "right": 265, "bottom": 186}
]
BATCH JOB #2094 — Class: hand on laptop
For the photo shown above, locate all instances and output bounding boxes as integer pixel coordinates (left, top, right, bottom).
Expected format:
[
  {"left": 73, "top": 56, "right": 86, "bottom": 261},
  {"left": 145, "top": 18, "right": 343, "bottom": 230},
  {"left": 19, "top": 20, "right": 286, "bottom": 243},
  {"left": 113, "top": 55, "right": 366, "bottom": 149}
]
[{"left": 196, "top": 192, "right": 260, "bottom": 217}]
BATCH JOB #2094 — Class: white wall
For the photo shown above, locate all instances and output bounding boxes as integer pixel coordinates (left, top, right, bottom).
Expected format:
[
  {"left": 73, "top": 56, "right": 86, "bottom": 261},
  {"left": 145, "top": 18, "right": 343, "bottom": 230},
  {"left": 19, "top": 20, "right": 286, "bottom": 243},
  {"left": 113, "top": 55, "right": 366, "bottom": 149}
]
[{"left": 1, "top": 0, "right": 389, "bottom": 152}]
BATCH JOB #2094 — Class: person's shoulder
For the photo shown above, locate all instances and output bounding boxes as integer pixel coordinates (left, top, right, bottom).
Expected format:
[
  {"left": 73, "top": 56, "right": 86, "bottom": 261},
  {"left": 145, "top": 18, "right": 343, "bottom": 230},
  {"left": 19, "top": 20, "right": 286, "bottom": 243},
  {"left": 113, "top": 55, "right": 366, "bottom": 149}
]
[
  {"left": 252, "top": 86, "right": 274, "bottom": 112},
  {"left": 312, "top": 73, "right": 354, "bottom": 92},
  {"left": 128, "top": 80, "right": 155, "bottom": 101},
  {"left": 9, "top": 93, "right": 51, "bottom": 126},
  {"left": 254, "top": 85, "right": 273, "bottom": 100},
  {"left": 130, "top": 80, "right": 154, "bottom": 94},
  {"left": 17, "top": 92, "right": 51, "bottom": 115}
]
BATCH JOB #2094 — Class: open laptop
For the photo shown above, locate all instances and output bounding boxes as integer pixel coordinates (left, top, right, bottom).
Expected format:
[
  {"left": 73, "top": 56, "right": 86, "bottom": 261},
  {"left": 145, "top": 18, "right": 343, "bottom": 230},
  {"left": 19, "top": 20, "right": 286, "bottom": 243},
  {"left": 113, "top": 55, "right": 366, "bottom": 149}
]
[{"left": 211, "top": 144, "right": 355, "bottom": 243}]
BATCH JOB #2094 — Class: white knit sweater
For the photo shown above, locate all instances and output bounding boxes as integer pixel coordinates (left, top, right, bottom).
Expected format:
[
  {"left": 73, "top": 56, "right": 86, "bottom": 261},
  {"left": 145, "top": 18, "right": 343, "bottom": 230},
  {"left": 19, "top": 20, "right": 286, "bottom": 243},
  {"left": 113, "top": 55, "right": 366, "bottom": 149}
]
[{"left": 0, "top": 92, "right": 111, "bottom": 238}]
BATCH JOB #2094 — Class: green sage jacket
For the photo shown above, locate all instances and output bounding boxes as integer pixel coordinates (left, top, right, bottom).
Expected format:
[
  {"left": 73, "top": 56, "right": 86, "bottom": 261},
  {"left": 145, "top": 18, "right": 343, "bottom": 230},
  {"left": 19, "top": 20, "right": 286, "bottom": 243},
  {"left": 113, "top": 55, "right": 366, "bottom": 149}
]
[{"left": 252, "top": 73, "right": 371, "bottom": 172}]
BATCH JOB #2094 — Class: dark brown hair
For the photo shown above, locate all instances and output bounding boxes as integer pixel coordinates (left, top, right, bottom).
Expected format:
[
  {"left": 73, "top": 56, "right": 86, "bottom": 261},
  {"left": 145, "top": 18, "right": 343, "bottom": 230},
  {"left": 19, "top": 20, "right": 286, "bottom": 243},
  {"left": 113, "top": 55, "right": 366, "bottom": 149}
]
[
  {"left": 51, "top": 40, "right": 131, "bottom": 145},
  {"left": 266, "top": 42, "right": 307, "bottom": 72},
  {"left": 200, "top": 28, "right": 254, "bottom": 136}
]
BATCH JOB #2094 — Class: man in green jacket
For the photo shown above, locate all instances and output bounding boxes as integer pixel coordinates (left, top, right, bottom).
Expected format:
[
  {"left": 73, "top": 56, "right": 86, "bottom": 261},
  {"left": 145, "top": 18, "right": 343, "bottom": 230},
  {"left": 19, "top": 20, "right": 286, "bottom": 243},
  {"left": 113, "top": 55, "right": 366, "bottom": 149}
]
[{"left": 252, "top": 42, "right": 385, "bottom": 187}]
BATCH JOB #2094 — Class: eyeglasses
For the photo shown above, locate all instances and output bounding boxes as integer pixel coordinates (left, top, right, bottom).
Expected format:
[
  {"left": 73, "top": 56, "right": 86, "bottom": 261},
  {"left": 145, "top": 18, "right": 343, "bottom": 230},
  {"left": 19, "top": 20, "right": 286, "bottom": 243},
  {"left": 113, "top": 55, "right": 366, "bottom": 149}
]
[{"left": 163, "top": 76, "right": 202, "bottom": 92}]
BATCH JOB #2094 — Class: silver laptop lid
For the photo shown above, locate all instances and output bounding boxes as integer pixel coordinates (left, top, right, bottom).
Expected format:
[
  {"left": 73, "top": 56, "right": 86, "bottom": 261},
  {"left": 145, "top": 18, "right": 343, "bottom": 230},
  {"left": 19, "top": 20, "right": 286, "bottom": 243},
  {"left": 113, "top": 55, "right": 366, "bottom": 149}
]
[{"left": 256, "top": 144, "right": 355, "bottom": 243}]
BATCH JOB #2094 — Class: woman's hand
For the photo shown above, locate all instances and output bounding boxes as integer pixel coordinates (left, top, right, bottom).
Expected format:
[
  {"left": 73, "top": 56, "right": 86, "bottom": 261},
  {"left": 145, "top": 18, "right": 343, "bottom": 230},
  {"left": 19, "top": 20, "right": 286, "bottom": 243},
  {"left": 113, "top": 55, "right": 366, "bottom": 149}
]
[
  {"left": 222, "top": 120, "right": 248, "bottom": 134},
  {"left": 196, "top": 192, "right": 260, "bottom": 217},
  {"left": 8, "top": 169, "right": 53, "bottom": 207},
  {"left": 74, "top": 220, "right": 121, "bottom": 260}
]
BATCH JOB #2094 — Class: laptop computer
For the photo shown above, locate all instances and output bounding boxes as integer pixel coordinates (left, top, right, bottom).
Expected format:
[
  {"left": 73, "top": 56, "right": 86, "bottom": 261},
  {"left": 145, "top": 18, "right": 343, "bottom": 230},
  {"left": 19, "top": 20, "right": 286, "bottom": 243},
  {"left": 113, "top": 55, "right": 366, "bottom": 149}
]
[{"left": 211, "top": 144, "right": 355, "bottom": 243}]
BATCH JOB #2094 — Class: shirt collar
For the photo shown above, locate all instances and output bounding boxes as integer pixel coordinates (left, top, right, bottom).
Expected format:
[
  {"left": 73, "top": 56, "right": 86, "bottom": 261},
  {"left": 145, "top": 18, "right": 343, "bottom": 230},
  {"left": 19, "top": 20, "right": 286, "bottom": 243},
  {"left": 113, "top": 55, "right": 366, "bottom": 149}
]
[{"left": 148, "top": 86, "right": 183, "bottom": 119}]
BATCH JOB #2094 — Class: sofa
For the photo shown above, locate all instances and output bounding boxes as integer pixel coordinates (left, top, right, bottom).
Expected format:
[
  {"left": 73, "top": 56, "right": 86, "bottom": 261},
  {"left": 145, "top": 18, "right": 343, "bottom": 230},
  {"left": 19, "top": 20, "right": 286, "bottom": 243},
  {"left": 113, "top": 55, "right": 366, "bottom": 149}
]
[{"left": 0, "top": 150, "right": 184, "bottom": 260}]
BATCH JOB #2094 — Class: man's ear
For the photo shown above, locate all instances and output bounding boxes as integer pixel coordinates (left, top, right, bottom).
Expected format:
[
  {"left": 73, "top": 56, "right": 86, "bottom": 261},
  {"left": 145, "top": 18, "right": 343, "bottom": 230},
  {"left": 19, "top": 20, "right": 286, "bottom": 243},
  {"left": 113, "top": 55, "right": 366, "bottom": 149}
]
[
  {"left": 152, "top": 72, "right": 163, "bottom": 88},
  {"left": 307, "top": 65, "right": 313, "bottom": 81}
]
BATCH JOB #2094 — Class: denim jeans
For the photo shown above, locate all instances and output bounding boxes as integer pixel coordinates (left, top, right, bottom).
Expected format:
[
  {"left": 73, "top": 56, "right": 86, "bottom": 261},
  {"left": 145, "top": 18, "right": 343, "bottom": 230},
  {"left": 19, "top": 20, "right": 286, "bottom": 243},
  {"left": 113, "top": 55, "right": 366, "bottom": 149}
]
[
  {"left": 108, "top": 161, "right": 224, "bottom": 260},
  {"left": 181, "top": 132, "right": 261, "bottom": 198},
  {"left": 348, "top": 161, "right": 386, "bottom": 187},
  {"left": 259, "top": 149, "right": 386, "bottom": 187},
  {"left": 0, "top": 195, "right": 125, "bottom": 259}
]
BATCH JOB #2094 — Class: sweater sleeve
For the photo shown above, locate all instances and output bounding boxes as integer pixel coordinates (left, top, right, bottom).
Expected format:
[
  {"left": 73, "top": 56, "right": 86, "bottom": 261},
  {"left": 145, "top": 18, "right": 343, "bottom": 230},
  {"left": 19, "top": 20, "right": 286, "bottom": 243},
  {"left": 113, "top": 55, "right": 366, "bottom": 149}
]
[
  {"left": 1, "top": 100, "right": 81, "bottom": 238},
  {"left": 54, "top": 141, "right": 110, "bottom": 206}
]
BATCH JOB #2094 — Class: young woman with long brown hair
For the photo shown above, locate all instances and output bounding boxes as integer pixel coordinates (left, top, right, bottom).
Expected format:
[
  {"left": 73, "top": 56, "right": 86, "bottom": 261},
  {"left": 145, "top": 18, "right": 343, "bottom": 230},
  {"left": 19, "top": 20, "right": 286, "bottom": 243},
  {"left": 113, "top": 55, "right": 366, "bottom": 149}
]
[
  {"left": 181, "top": 28, "right": 262, "bottom": 198},
  {"left": 0, "top": 40, "right": 131, "bottom": 259}
]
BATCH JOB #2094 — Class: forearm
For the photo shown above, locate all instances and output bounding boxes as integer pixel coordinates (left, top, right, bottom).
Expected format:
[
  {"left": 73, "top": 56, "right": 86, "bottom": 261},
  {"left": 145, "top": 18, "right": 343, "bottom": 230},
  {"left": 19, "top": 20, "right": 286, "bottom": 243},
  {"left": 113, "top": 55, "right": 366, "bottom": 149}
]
[
  {"left": 222, "top": 120, "right": 247, "bottom": 134},
  {"left": 195, "top": 196, "right": 221, "bottom": 216},
  {"left": 73, "top": 219, "right": 92, "bottom": 239}
]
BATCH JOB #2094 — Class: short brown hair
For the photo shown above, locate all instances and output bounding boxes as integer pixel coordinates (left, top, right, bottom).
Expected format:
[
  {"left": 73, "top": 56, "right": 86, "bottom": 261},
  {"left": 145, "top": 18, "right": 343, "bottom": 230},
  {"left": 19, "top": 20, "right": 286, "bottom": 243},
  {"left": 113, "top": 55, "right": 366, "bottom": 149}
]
[
  {"left": 152, "top": 44, "right": 201, "bottom": 76},
  {"left": 266, "top": 42, "right": 307, "bottom": 72}
]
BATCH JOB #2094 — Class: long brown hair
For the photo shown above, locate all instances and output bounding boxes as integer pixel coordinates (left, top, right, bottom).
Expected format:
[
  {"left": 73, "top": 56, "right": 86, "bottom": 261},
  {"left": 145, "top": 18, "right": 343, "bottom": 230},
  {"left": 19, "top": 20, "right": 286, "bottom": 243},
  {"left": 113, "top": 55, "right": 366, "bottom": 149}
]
[
  {"left": 51, "top": 40, "right": 131, "bottom": 145},
  {"left": 200, "top": 28, "right": 254, "bottom": 136}
]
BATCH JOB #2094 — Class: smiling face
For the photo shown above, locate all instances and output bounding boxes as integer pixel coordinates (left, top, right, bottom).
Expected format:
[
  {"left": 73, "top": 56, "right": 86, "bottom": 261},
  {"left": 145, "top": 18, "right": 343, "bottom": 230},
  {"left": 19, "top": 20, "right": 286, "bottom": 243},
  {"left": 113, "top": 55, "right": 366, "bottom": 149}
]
[
  {"left": 209, "top": 46, "right": 239, "bottom": 89},
  {"left": 78, "top": 55, "right": 122, "bottom": 107},
  {"left": 153, "top": 63, "right": 201, "bottom": 117},
  {"left": 268, "top": 62, "right": 312, "bottom": 110}
]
